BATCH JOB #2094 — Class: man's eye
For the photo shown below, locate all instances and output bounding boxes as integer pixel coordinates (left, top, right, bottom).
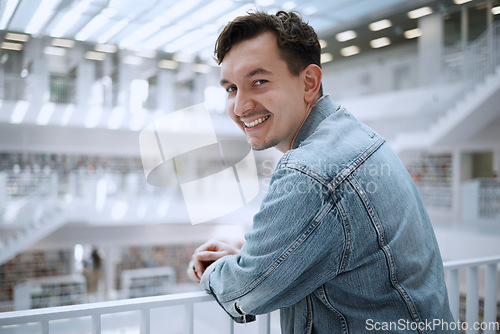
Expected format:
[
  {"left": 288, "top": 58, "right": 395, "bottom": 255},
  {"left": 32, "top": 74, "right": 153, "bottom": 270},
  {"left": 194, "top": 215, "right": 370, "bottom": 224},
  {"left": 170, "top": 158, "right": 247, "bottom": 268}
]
[
  {"left": 226, "top": 86, "right": 237, "bottom": 93},
  {"left": 254, "top": 79, "right": 268, "bottom": 86}
]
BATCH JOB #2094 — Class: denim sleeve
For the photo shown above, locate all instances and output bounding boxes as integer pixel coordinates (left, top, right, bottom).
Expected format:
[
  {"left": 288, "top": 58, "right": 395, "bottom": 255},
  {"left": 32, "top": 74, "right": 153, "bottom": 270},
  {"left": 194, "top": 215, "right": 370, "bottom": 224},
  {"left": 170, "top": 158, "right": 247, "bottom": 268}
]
[{"left": 200, "top": 166, "right": 346, "bottom": 318}]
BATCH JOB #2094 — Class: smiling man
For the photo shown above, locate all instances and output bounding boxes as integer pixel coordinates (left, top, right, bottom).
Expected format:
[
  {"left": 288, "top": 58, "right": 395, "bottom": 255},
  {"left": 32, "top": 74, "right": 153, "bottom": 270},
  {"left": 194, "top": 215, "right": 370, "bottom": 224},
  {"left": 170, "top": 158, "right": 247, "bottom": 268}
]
[
  {"left": 220, "top": 30, "right": 321, "bottom": 152},
  {"left": 188, "top": 11, "right": 457, "bottom": 333}
]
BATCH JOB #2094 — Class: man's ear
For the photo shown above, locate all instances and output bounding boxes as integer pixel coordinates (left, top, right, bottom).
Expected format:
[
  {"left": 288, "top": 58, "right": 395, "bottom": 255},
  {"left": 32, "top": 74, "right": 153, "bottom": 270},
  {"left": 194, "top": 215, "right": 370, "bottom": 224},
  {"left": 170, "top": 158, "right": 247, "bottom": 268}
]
[{"left": 303, "top": 64, "right": 322, "bottom": 103}]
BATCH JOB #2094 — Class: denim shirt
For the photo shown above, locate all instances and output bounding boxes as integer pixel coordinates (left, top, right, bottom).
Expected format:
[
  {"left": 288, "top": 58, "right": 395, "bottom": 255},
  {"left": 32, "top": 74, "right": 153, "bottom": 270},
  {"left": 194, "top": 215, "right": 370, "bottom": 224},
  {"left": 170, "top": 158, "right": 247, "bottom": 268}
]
[{"left": 201, "top": 95, "right": 457, "bottom": 333}]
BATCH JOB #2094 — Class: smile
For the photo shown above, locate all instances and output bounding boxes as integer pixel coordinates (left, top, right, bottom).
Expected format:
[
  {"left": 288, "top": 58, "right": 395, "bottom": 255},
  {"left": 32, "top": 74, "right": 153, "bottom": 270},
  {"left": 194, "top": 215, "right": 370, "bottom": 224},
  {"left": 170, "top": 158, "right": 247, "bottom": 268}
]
[{"left": 243, "top": 115, "right": 270, "bottom": 128}]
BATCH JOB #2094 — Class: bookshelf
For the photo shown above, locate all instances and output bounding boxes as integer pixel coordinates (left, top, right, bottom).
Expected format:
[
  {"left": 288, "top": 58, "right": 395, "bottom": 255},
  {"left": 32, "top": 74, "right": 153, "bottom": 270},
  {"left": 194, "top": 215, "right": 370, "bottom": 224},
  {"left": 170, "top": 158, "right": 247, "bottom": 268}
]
[
  {"left": 462, "top": 178, "right": 500, "bottom": 227},
  {"left": 408, "top": 153, "right": 453, "bottom": 210},
  {"left": 0, "top": 249, "right": 73, "bottom": 305},
  {"left": 13, "top": 274, "right": 86, "bottom": 310},
  {"left": 120, "top": 266, "right": 176, "bottom": 299}
]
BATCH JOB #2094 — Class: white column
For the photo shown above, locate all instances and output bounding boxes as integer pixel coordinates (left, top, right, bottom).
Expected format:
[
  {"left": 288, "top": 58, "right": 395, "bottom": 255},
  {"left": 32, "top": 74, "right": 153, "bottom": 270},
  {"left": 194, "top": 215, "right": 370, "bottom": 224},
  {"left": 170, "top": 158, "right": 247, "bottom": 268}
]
[
  {"left": 103, "top": 246, "right": 118, "bottom": 299},
  {"left": 452, "top": 150, "right": 462, "bottom": 226},
  {"left": 0, "top": 172, "right": 6, "bottom": 213},
  {"left": 118, "top": 64, "right": 140, "bottom": 113},
  {"left": 30, "top": 57, "right": 49, "bottom": 104},
  {"left": 418, "top": 13, "right": 443, "bottom": 86},
  {"left": 193, "top": 72, "right": 206, "bottom": 105},
  {"left": 461, "top": 7, "right": 469, "bottom": 80},
  {"left": 76, "top": 61, "right": 96, "bottom": 107},
  {"left": 493, "top": 149, "right": 500, "bottom": 178},
  {"left": 461, "top": 7, "right": 468, "bottom": 48},
  {"left": 176, "top": 61, "right": 195, "bottom": 110},
  {"left": 157, "top": 69, "right": 176, "bottom": 113}
]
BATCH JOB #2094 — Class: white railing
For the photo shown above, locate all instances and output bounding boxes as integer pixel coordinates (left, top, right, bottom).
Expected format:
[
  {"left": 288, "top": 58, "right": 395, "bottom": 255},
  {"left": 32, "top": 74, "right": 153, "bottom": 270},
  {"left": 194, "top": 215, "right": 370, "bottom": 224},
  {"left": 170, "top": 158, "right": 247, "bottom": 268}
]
[
  {"left": 444, "top": 255, "right": 500, "bottom": 334},
  {"left": 443, "top": 21, "right": 500, "bottom": 91},
  {"left": 0, "top": 256, "right": 498, "bottom": 334},
  {"left": 0, "top": 291, "right": 272, "bottom": 334}
]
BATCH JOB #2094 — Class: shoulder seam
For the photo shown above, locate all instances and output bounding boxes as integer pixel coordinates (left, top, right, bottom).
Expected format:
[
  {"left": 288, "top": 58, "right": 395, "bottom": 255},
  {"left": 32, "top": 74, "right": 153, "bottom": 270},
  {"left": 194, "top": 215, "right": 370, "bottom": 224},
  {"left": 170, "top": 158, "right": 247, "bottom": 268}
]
[{"left": 329, "top": 137, "right": 385, "bottom": 190}]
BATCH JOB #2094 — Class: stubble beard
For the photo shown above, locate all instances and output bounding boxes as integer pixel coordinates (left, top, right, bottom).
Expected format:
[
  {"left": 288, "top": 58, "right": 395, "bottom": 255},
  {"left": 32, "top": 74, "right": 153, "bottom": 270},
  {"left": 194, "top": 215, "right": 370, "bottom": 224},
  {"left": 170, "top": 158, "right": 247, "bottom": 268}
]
[
  {"left": 248, "top": 136, "right": 280, "bottom": 151},
  {"left": 239, "top": 109, "right": 278, "bottom": 151}
]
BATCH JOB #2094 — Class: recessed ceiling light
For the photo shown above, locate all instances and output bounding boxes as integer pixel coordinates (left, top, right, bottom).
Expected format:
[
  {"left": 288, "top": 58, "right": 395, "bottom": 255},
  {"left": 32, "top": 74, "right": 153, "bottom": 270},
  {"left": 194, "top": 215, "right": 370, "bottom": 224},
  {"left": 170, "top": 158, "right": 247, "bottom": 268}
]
[
  {"left": 340, "top": 46, "right": 360, "bottom": 57},
  {"left": 369, "top": 19, "right": 392, "bottom": 31},
  {"left": 408, "top": 7, "right": 433, "bottom": 19},
  {"left": 336, "top": 30, "right": 357, "bottom": 42},
  {"left": 404, "top": 28, "right": 422, "bottom": 39},
  {"left": 321, "top": 53, "right": 333, "bottom": 63},
  {"left": 370, "top": 37, "right": 391, "bottom": 49},
  {"left": 1, "top": 42, "right": 23, "bottom": 51},
  {"left": 158, "top": 59, "right": 179, "bottom": 70},
  {"left": 492, "top": 6, "right": 500, "bottom": 15},
  {"left": 52, "top": 38, "right": 75, "bottom": 48},
  {"left": 85, "top": 51, "right": 106, "bottom": 61},
  {"left": 194, "top": 63, "right": 211, "bottom": 73},
  {"left": 319, "top": 39, "right": 328, "bottom": 49},
  {"left": 453, "top": 0, "right": 473, "bottom": 4},
  {"left": 5, "top": 32, "right": 29, "bottom": 42},
  {"left": 95, "top": 44, "right": 117, "bottom": 53}
]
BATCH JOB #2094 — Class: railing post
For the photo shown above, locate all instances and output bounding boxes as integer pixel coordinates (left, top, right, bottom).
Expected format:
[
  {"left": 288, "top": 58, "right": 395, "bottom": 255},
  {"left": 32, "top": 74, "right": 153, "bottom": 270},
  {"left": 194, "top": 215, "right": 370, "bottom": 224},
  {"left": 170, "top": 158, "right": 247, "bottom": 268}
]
[
  {"left": 258, "top": 313, "right": 271, "bottom": 334},
  {"left": 183, "top": 303, "right": 194, "bottom": 334},
  {"left": 42, "top": 319, "right": 49, "bottom": 334},
  {"left": 465, "top": 266, "right": 479, "bottom": 334},
  {"left": 92, "top": 314, "right": 101, "bottom": 334},
  {"left": 483, "top": 263, "right": 498, "bottom": 334},
  {"left": 447, "top": 268, "right": 460, "bottom": 321},
  {"left": 228, "top": 317, "right": 234, "bottom": 334},
  {"left": 140, "top": 308, "right": 150, "bottom": 334}
]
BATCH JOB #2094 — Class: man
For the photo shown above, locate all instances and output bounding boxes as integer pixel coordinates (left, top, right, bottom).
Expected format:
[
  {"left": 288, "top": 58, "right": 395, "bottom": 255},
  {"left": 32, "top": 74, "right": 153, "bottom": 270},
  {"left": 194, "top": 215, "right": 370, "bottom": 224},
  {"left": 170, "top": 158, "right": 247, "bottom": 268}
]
[{"left": 188, "top": 11, "right": 457, "bottom": 333}]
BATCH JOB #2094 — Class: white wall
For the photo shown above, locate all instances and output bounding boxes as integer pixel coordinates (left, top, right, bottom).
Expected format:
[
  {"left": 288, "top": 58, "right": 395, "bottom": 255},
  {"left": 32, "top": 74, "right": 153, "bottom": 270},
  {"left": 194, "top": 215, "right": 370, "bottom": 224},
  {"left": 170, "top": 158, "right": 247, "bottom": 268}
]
[{"left": 321, "top": 43, "right": 419, "bottom": 99}]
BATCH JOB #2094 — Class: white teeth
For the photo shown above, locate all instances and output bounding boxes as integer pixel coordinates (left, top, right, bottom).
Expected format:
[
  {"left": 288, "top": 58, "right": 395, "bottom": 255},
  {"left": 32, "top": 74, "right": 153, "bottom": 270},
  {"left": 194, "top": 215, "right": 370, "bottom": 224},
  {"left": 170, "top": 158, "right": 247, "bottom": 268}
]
[{"left": 244, "top": 115, "right": 269, "bottom": 128}]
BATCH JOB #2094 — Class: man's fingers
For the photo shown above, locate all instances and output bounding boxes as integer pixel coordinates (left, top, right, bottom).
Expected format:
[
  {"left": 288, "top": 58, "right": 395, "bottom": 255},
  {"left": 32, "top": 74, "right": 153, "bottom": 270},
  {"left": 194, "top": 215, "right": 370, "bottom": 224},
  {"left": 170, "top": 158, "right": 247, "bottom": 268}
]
[
  {"left": 196, "top": 250, "right": 227, "bottom": 262},
  {"left": 188, "top": 239, "right": 240, "bottom": 284},
  {"left": 192, "top": 251, "right": 226, "bottom": 276},
  {"left": 194, "top": 239, "right": 223, "bottom": 253},
  {"left": 186, "top": 260, "right": 201, "bottom": 283}
]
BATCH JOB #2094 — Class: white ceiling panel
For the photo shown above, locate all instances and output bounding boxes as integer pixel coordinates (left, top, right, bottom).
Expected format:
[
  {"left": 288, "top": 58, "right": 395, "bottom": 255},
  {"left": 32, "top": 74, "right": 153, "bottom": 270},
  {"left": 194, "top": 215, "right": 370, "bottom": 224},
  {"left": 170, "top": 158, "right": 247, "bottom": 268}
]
[
  {"left": 7, "top": 0, "right": 45, "bottom": 32},
  {"left": 1, "top": 0, "right": 435, "bottom": 61}
]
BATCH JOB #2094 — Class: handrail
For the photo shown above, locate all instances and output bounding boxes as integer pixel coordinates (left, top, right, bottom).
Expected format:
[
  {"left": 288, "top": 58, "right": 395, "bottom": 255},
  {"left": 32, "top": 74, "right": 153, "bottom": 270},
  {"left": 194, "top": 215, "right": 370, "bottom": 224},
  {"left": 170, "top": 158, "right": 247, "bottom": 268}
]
[
  {"left": 443, "top": 255, "right": 499, "bottom": 334},
  {"left": 442, "top": 20, "right": 500, "bottom": 97},
  {"left": 0, "top": 291, "right": 272, "bottom": 334},
  {"left": 0, "top": 291, "right": 212, "bottom": 324},
  {"left": 443, "top": 254, "right": 500, "bottom": 270},
  {"left": 0, "top": 256, "right": 498, "bottom": 333}
]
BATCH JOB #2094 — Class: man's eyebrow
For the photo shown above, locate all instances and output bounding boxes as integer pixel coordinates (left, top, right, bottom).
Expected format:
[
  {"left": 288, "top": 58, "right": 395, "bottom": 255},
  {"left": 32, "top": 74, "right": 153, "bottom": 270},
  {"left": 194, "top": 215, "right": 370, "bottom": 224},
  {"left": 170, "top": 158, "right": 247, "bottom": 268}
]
[
  {"left": 246, "top": 67, "right": 273, "bottom": 78},
  {"left": 219, "top": 68, "right": 273, "bottom": 87}
]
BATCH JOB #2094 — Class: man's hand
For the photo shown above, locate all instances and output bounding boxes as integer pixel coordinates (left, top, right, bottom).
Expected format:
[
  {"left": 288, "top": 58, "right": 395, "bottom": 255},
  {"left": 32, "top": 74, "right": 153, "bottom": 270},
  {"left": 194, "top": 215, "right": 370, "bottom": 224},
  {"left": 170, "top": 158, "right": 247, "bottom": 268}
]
[{"left": 187, "top": 239, "right": 240, "bottom": 283}]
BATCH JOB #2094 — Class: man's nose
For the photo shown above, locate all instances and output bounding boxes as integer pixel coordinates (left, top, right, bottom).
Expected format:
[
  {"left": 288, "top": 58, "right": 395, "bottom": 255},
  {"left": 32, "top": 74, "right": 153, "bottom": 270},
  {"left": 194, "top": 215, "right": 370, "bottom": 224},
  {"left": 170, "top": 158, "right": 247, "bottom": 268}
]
[{"left": 233, "top": 91, "right": 254, "bottom": 117}]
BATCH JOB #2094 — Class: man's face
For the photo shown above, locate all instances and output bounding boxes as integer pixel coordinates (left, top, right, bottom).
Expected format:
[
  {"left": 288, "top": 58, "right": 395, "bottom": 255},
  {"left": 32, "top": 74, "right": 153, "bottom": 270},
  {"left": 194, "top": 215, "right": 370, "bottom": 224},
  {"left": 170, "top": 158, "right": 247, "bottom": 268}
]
[{"left": 220, "top": 32, "right": 310, "bottom": 152}]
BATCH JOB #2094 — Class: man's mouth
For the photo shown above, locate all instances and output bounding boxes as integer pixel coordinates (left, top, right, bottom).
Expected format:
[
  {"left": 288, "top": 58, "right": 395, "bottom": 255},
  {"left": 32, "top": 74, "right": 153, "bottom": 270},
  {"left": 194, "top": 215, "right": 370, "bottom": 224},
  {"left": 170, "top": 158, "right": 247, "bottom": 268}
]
[{"left": 243, "top": 115, "right": 270, "bottom": 128}]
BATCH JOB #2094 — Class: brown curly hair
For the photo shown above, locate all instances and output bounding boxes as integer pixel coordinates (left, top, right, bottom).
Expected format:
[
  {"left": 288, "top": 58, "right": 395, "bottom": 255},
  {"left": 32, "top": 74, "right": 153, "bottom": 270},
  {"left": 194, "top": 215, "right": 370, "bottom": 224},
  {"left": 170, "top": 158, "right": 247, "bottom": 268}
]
[{"left": 215, "top": 11, "right": 322, "bottom": 92}]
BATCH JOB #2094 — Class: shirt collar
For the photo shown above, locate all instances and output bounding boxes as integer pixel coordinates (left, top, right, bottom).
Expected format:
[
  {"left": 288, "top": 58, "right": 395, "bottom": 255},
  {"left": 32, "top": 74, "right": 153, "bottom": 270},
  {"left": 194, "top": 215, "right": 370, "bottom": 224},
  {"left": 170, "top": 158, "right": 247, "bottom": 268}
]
[{"left": 291, "top": 95, "right": 338, "bottom": 149}]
